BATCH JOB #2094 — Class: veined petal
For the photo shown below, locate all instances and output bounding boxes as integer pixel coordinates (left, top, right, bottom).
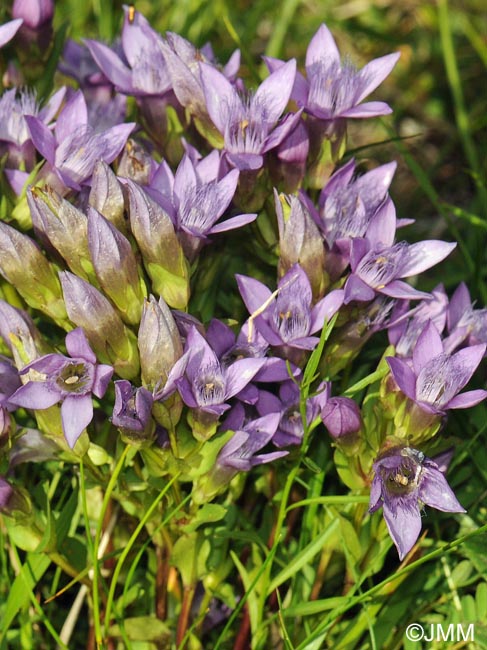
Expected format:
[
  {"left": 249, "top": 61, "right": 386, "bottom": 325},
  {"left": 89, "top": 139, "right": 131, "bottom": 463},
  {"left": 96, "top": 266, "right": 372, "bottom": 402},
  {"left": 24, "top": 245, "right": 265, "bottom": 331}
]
[
  {"left": 25, "top": 116, "right": 56, "bottom": 164},
  {"left": 225, "top": 358, "right": 266, "bottom": 398},
  {"left": 55, "top": 91, "right": 88, "bottom": 144},
  {"left": 236, "top": 274, "right": 272, "bottom": 316},
  {"left": 200, "top": 62, "right": 241, "bottom": 134},
  {"left": 400, "top": 240, "right": 457, "bottom": 278},
  {"left": 379, "top": 280, "right": 431, "bottom": 301},
  {"left": 446, "top": 389, "right": 487, "bottom": 410},
  {"left": 449, "top": 343, "right": 487, "bottom": 390},
  {"left": 366, "top": 197, "right": 396, "bottom": 248},
  {"left": 382, "top": 499, "right": 421, "bottom": 560},
  {"left": 355, "top": 52, "right": 400, "bottom": 104},
  {"left": 420, "top": 466, "right": 466, "bottom": 513},
  {"left": 96, "top": 122, "right": 136, "bottom": 163},
  {"left": 305, "top": 24, "right": 340, "bottom": 69},
  {"left": 61, "top": 394, "right": 93, "bottom": 448},
  {"left": 339, "top": 101, "right": 393, "bottom": 118},
  {"left": 209, "top": 213, "right": 257, "bottom": 234},
  {"left": 262, "top": 110, "right": 303, "bottom": 153},
  {"left": 344, "top": 275, "right": 376, "bottom": 304},
  {"left": 386, "top": 357, "right": 416, "bottom": 400},
  {"left": 84, "top": 39, "right": 134, "bottom": 91},
  {"left": 309, "top": 289, "right": 344, "bottom": 332},
  {"left": 253, "top": 59, "right": 296, "bottom": 126},
  {"left": 413, "top": 321, "right": 443, "bottom": 374},
  {"left": 9, "top": 381, "right": 60, "bottom": 410},
  {"left": 65, "top": 327, "right": 96, "bottom": 363}
]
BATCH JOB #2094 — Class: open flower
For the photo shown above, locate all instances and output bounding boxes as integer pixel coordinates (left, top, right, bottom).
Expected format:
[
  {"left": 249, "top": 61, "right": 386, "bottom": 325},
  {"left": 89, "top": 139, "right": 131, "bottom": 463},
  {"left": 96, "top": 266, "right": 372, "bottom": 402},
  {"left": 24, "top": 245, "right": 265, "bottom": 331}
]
[
  {"left": 200, "top": 59, "right": 300, "bottom": 170},
  {"left": 369, "top": 446, "right": 465, "bottom": 560},
  {"left": 387, "top": 321, "right": 487, "bottom": 414},
  {"left": 9, "top": 328, "right": 113, "bottom": 447}
]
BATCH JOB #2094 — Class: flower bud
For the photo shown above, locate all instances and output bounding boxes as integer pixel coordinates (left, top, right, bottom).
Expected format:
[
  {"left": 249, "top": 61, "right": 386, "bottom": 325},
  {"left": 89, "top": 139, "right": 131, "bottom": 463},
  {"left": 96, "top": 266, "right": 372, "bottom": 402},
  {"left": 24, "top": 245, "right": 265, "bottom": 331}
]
[
  {"left": 112, "top": 380, "right": 155, "bottom": 445},
  {"left": 60, "top": 271, "right": 140, "bottom": 379},
  {"left": 127, "top": 180, "right": 190, "bottom": 309},
  {"left": 138, "top": 296, "right": 183, "bottom": 390},
  {"left": 321, "top": 397, "right": 362, "bottom": 440},
  {"left": 0, "top": 300, "right": 50, "bottom": 366},
  {"left": 88, "top": 208, "right": 146, "bottom": 324},
  {"left": 0, "top": 222, "right": 68, "bottom": 327},
  {"left": 117, "top": 139, "right": 154, "bottom": 185},
  {"left": 89, "top": 161, "right": 127, "bottom": 235}
]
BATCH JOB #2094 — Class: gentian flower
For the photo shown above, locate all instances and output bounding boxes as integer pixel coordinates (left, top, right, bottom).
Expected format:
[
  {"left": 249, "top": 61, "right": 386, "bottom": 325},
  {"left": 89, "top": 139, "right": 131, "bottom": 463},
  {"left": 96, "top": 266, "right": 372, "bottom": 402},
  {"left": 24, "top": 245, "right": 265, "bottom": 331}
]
[
  {"left": 343, "top": 206, "right": 456, "bottom": 304},
  {"left": 159, "top": 31, "right": 240, "bottom": 127},
  {"left": 443, "top": 282, "right": 487, "bottom": 353},
  {"left": 157, "top": 326, "right": 265, "bottom": 419},
  {"left": 0, "top": 87, "right": 65, "bottom": 170},
  {"left": 387, "top": 321, "right": 487, "bottom": 414},
  {"left": 267, "top": 23, "right": 399, "bottom": 122},
  {"left": 200, "top": 59, "right": 301, "bottom": 170},
  {"left": 112, "top": 379, "right": 154, "bottom": 443},
  {"left": 9, "top": 328, "right": 113, "bottom": 448},
  {"left": 148, "top": 153, "right": 256, "bottom": 260},
  {"left": 321, "top": 396, "right": 362, "bottom": 439},
  {"left": 236, "top": 263, "right": 344, "bottom": 358},
  {"left": 387, "top": 284, "right": 448, "bottom": 358},
  {"left": 257, "top": 379, "right": 330, "bottom": 447},
  {"left": 369, "top": 446, "right": 465, "bottom": 560},
  {"left": 25, "top": 90, "right": 135, "bottom": 191}
]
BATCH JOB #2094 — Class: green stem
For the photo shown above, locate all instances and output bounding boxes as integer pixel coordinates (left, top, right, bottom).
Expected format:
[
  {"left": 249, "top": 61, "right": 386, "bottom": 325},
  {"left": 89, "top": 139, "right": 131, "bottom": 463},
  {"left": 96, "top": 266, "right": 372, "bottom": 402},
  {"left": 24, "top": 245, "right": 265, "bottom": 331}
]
[{"left": 92, "top": 445, "right": 130, "bottom": 649}]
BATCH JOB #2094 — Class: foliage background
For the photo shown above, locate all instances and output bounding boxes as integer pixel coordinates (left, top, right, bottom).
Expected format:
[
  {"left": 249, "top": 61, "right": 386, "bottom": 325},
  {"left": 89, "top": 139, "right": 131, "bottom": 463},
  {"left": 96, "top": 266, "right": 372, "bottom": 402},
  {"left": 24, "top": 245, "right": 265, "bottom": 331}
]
[{"left": 1, "top": 0, "right": 487, "bottom": 649}]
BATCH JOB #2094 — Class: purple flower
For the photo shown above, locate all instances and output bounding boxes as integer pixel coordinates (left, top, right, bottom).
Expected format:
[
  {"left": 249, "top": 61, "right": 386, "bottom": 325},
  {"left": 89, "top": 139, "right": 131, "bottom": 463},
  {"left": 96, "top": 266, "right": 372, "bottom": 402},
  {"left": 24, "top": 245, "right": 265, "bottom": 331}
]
[
  {"left": 344, "top": 210, "right": 456, "bottom": 304},
  {"left": 0, "top": 87, "right": 65, "bottom": 171},
  {"left": 84, "top": 7, "right": 171, "bottom": 97},
  {"left": 25, "top": 90, "right": 135, "bottom": 191},
  {"left": 443, "top": 282, "right": 487, "bottom": 353},
  {"left": 0, "top": 19, "right": 23, "bottom": 48},
  {"left": 236, "top": 263, "right": 344, "bottom": 356},
  {"left": 157, "top": 326, "right": 265, "bottom": 418},
  {"left": 200, "top": 59, "right": 300, "bottom": 170},
  {"left": 0, "top": 477, "right": 13, "bottom": 511},
  {"left": 159, "top": 31, "right": 240, "bottom": 123},
  {"left": 369, "top": 446, "right": 465, "bottom": 560},
  {"left": 387, "top": 321, "right": 487, "bottom": 414},
  {"left": 12, "top": 0, "right": 54, "bottom": 29},
  {"left": 257, "top": 380, "right": 329, "bottom": 447},
  {"left": 9, "top": 328, "right": 113, "bottom": 448},
  {"left": 148, "top": 153, "right": 256, "bottom": 260},
  {"left": 267, "top": 23, "right": 399, "bottom": 122},
  {"left": 321, "top": 397, "right": 362, "bottom": 439},
  {"left": 112, "top": 380, "right": 154, "bottom": 442},
  {"left": 387, "top": 284, "right": 449, "bottom": 357}
]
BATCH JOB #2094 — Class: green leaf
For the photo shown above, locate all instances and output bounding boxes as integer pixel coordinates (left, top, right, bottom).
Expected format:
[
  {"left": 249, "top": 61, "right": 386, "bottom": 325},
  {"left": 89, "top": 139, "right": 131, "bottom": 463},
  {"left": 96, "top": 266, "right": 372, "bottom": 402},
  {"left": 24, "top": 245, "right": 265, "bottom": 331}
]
[
  {"left": 0, "top": 553, "right": 51, "bottom": 642},
  {"left": 267, "top": 519, "right": 340, "bottom": 595},
  {"left": 183, "top": 504, "right": 228, "bottom": 533},
  {"left": 109, "top": 616, "right": 171, "bottom": 642}
]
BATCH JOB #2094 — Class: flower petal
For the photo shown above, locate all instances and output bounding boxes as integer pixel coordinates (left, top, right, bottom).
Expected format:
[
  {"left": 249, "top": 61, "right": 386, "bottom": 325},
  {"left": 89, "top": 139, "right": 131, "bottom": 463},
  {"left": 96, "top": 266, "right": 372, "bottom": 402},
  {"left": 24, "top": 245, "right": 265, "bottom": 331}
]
[
  {"left": 413, "top": 321, "right": 443, "bottom": 374},
  {"left": 200, "top": 62, "right": 240, "bottom": 134},
  {"left": 387, "top": 357, "right": 416, "bottom": 400},
  {"left": 355, "top": 52, "right": 400, "bottom": 104},
  {"left": 305, "top": 24, "right": 340, "bottom": 70},
  {"left": 420, "top": 466, "right": 466, "bottom": 513},
  {"left": 65, "top": 328, "right": 96, "bottom": 363},
  {"left": 446, "top": 389, "right": 487, "bottom": 410},
  {"left": 9, "top": 382, "right": 61, "bottom": 410},
  {"left": 382, "top": 499, "right": 422, "bottom": 560},
  {"left": 253, "top": 59, "right": 296, "bottom": 126},
  {"left": 61, "top": 394, "right": 93, "bottom": 448}
]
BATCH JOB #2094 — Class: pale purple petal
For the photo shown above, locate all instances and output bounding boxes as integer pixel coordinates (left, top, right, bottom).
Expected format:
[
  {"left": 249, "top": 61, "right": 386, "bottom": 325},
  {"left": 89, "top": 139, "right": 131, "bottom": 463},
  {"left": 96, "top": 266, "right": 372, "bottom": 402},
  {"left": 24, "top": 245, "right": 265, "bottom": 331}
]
[
  {"left": 226, "top": 152, "right": 263, "bottom": 171},
  {"left": 420, "top": 466, "right": 466, "bottom": 513},
  {"left": 0, "top": 19, "right": 23, "bottom": 48},
  {"left": 224, "top": 358, "right": 266, "bottom": 397},
  {"left": 383, "top": 500, "right": 422, "bottom": 560},
  {"left": 380, "top": 280, "right": 431, "bottom": 301},
  {"left": 9, "top": 381, "right": 61, "bottom": 409},
  {"left": 253, "top": 59, "right": 296, "bottom": 126},
  {"left": 387, "top": 357, "right": 417, "bottom": 400},
  {"left": 447, "top": 282, "right": 471, "bottom": 331},
  {"left": 305, "top": 24, "right": 340, "bottom": 69},
  {"left": 65, "top": 328, "right": 96, "bottom": 363},
  {"left": 344, "top": 275, "right": 376, "bottom": 304},
  {"left": 84, "top": 39, "right": 133, "bottom": 91},
  {"left": 38, "top": 87, "right": 67, "bottom": 124},
  {"left": 368, "top": 475, "right": 382, "bottom": 512},
  {"left": 61, "top": 394, "right": 93, "bottom": 448},
  {"left": 25, "top": 116, "right": 56, "bottom": 164},
  {"left": 200, "top": 62, "right": 240, "bottom": 133},
  {"left": 450, "top": 344, "right": 487, "bottom": 390},
  {"left": 309, "top": 289, "right": 344, "bottom": 332},
  {"left": 339, "top": 102, "right": 393, "bottom": 118},
  {"left": 209, "top": 213, "right": 257, "bottom": 234},
  {"left": 413, "top": 321, "right": 443, "bottom": 374},
  {"left": 96, "top": 123, "right": 136, "bottom": 163},
  {"left": 366, "top": 197, "right": 396, "bottom": 248},
  {"left": 446, "top": 389, "right": 487, "bottom": 409},
  {"left": 400, "top": 241, "right": 457, "bottom": 278},
  {"left": 236, "top": 274, "right": 272, "bottom": 315},
  {"left": 262, "top": 110, "right": 303, "bottom": 153},
  {"left": 55, "top": 91, "right": 88, "bottom": 144},
  {"left": 93, "top": 364, "right": 114, "bottom": 399},
  {"left": 355, "top": 52, "right": 400, "bottom": 104}
]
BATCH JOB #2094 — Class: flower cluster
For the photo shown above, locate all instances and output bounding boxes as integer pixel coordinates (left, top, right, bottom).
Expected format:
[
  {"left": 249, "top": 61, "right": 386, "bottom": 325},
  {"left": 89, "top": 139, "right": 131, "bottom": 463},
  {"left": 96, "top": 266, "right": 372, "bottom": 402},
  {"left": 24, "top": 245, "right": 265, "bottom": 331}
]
[{"left": 0, "top": 3, "right": 484, "bottom": 644}]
